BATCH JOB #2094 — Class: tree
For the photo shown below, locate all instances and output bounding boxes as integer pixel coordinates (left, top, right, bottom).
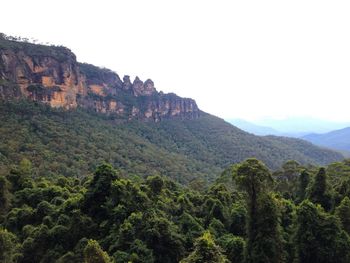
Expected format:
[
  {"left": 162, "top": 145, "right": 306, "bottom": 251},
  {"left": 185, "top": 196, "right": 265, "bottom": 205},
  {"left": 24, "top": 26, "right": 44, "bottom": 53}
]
[
  {"left": 230, "top": 202, "right": 246, "bottom": 237},
  {"left": 19, "top": 158, "right": 32, "bottom": 176},
  {"left": 235, "top": 159, "right": 273, "bottom": 203},
  {"left": 146, "top": 175, "right": 164, "bottom": 195},
  {"left": 335, "top": 196, "right": 350, "bottom": 235},
  {"left": 235, "top": 159, "right": 280, "bottom": 263},
  {"left": 295, "top": 200, "right": 350, "bottom": 263},
  {"left": 272, "top": 160, "right": 301, "bottom": 200},
  {"left": 218, "top": 234, "right": 245, "bottom": 263},
  {"left": 0, "top": 228, "right": 21, "bottom": 263},
  {"left": 296, "top": 170, "right": 310, "bottom": 203},
  {"left": 0, "top": 176, "right": 11, "bottom": 215},
  {"left": 84, "top": 239, "right": 113, "bottom": 263},
  {"left": 278, "top": 198, "right": 296, "bottom": 263},
  {"left": 178, "top": 212, "right": 204, "bottom": 249},
  {"left": 128, "top": 239, "right": 154, "bottom": 263},
  {"left": 143, "top": 212, "right": 185, "bottom": 263},
  {"left": 6, "top": 160, "right": 33, "bottom": 192},
  {"left": 83, "top": 163, "right": 118, "bottom": 218},
  {"left": 308, "top": 168, "right": 333, "bottom": 211},
  {"left": 180, "top": 231, "right": 228, "bottom": 263},
  {"left": 246, "top": 193, "right": 283, "bottom": 263}
]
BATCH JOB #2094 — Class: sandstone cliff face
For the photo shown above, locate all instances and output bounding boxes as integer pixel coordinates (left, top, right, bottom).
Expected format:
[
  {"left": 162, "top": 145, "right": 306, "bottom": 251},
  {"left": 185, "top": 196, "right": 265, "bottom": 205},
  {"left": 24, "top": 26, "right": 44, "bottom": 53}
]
[
  {"left": 0, "top": 48, "right": 85, "bottom": 109},
  {"left": 0, "top": 36, "right": 200, "bottom": 121},
  {"left": 139, "top": 93, "right": 200, "bottom": 122}
]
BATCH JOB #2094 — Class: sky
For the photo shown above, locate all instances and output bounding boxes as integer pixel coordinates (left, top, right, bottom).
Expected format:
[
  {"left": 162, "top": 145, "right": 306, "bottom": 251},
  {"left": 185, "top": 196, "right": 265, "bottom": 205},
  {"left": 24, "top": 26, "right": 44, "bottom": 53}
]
[{"left": 1, "top": 0, "right": 350, "bottom": 122}]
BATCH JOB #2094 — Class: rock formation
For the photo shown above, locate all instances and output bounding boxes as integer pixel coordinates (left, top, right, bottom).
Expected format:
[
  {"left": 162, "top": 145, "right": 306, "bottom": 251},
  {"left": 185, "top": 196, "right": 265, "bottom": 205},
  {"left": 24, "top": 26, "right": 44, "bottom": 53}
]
[{"left": 0, "top": 34, "right": 200, "bottom": 121}]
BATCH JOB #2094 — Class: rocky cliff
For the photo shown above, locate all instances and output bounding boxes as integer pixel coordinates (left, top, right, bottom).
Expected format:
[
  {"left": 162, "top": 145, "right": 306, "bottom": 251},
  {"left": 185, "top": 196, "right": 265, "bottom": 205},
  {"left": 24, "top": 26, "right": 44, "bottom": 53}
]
[{"left": 0, "top": 34, "right": 200, "bottom": 121}]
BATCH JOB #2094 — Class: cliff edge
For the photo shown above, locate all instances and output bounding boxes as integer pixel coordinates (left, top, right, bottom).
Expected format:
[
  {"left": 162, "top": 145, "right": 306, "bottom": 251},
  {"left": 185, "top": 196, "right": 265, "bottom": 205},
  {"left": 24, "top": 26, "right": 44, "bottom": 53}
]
[{"left": 0, "top": 34, "right": 200, "bottom": 121}]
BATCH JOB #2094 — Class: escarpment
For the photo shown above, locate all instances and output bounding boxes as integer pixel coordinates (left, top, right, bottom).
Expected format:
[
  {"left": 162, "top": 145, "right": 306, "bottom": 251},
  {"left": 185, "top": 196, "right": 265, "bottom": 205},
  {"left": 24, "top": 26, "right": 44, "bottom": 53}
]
[{"left": 0, "top": 35, "right": 200, "bottom": 121}]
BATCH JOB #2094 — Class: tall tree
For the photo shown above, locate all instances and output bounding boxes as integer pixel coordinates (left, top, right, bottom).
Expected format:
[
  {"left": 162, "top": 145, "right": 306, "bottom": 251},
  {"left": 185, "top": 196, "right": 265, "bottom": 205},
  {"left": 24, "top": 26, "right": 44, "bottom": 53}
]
[
  {"left": 278, "top": 198, "right": 296, "bottom": 263},
  {"left": 247, "top": 193, "right": 283, "bottom": 263},
  {"left": 83, "top": 163, "right": 118, "bottom": 218},
  {"left": 84, "top": 239, "right": 113, "bottom": 263},
  {"left": 308, "top": 168, "right": 333, "bottom": 211},
  {"left": 274, "top": 160, "right": 301, "bottom": 200},
  {"left": 0, "top": 176, "right": 11, "bottom": 215},
  {"left": 296, "top": 170, "right": 310, "bottom": 203},
  {"left": 218, "top": 234, "right": 245, "bottom": 263},
  {"left": 335, "top": 196, "right": 350, "bottom": 235},
  {"left": 0, "top": 228, "right": 21, "bottom": 263},
  {"left": 235, "top": 159, "right": 281, "bottom": 263},
  {"left": 180, "top": 231, "right": 228, "bottom": 263},
  {"left": 295, "top": 200, "right": 350, "bottom": 263},
  {"left": 235, "top": 159, "right": 272, "bottom": 222}
]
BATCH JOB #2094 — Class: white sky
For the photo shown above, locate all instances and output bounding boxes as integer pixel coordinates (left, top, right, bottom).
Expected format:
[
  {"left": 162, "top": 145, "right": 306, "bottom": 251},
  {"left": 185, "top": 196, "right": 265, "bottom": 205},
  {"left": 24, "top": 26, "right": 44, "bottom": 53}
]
[{"left": 1, "top": 0, "right": 350, "bottom": 122}]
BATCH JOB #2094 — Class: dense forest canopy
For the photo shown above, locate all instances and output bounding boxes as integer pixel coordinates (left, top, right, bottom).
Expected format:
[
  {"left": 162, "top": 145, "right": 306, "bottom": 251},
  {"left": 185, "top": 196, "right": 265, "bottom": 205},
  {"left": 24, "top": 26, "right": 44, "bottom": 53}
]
[
  {"left": 1, "top": 158, "right": 350, "bottom": 262},
  {"left": 0, "top": 100, "right": 343, "bottom": 185}
]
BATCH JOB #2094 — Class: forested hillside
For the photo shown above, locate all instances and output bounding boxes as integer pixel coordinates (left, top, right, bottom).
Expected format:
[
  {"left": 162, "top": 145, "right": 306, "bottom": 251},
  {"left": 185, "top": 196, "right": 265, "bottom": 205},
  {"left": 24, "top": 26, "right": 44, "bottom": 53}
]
[
  {"left": 0, "top": 100, "right": 343, "bottom": 184},
  {"left": 1, "top": 158, "right": 350, "bottom": 262}
]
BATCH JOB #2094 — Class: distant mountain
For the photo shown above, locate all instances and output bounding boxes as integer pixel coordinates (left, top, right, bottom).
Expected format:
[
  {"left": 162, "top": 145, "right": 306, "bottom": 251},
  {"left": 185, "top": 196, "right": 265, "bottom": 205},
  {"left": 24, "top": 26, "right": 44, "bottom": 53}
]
[
  {"left": 228, "top": 119, "right": 281, "bottom": 136},
  {"left": 303, "top": 127, "right": 350, "bottom": 154},
  {"left": 227, "top": 118, "right": 331, "bottom": 138},
  {"left": 256, "top": 117, "right": 350, "bottom": 135}
]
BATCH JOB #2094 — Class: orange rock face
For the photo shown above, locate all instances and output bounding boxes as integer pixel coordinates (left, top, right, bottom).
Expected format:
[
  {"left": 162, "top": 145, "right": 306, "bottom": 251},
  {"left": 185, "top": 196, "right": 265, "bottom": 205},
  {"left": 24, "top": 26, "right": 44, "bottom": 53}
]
[
  {"left": 0, "top": 50, "right": 86, "bottom": 109},
  {"left": 0, "top": 39, "right": 200, "bottom": 121},
  {"left": 89, "top": 84, "right": 105, "bottom": 96}
]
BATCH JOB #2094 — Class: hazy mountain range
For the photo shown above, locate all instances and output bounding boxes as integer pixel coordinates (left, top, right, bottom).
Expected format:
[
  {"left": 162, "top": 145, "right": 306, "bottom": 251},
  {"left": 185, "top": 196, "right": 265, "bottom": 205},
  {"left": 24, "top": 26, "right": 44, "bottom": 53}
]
[
  {"left": 229, "top": 118, "right": 350, "bottom": 137},
  {"left": 229, "top": 118, "right": 350, "bottom": 156},
  {"left": 303, "top": 127, "right": 350, "bottom": 155}
]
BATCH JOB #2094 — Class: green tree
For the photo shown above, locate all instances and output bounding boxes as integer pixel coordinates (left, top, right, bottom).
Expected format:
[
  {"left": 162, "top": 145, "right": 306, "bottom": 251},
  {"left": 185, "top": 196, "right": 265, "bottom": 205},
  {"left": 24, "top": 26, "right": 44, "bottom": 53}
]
[
  {"left": 230, "top": 202, "right": 246, "bottom": 237},
  {"left": 246, "top": 193, "right": 283, "bottom": 263},
  {"left": 143, "top": 212, "right": 185, "bottom": 263},
  {"left": 235, "top": 159, "right": 273, "bottom": 205},
  {"left": 218, "top": 234, "right": 245, "bottom": 263},
  {"left": 178, "top": 212, "right": 204, "bottom": 249},
  {"left": 308, "top": 168, "right": 333, "bottom": 211},
  {"left": 19, "top": 158, "right": 32, "bottom": 176},
  {"left": 128, "top": 239, "right": 154, "bottom": 263},
  {"left": 273, "top": 160, "right": 301, "bottom": 200},
  {"left": 0, "top": 176, "right": 11, "bottom": 215},
  {"left": 0, "top": 228, "right": 21, "bottom": 263},
  {"left": 146, "top": 175, "right": 164, "bottom": 195},
  {"left": 296, "top": 170, "right": 310, "bottom": 203},
  {"left": 335, "top": 196, "right": 350, "bottom": 235},
  {"left": 180, "top": 231, "right": 228, "bottom": 263},
  {"left": 278, "top": 198, "right": 296, "bottom": 263},
  {"left": 84, "top": 239, "right": 113, "bottom": 263},
  {"left": 295, "top": 200, "right": 350, "bottom": 263},
  {"left": 235, "top": 159, "right": 281, "bottom": 263},
  {"left": 83, "top": 163, "right": 118, "bottom": 218}
]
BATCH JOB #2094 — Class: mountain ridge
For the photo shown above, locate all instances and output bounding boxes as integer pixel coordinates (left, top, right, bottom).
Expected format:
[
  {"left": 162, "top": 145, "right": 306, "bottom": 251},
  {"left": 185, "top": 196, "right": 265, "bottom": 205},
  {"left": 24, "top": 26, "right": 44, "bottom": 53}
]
[
  {"left": 303, "top": 127, "right": 350, "bottom": 154},
  {"left": 0, "top": 33, "right": 344, "bottom": 182},
  {"left": 0, "top": 34, "right": 199, "bottom": 122},
  {"left": 228, "top": 118, "right": 282, "bottom": 136}
]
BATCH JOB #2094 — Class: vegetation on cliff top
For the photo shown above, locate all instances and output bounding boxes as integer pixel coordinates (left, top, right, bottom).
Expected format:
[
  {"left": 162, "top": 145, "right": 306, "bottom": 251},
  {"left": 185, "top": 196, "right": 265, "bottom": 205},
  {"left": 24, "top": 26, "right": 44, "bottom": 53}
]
[{"left": 0, "top": 33, "right": 74, "bottom": 62}]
